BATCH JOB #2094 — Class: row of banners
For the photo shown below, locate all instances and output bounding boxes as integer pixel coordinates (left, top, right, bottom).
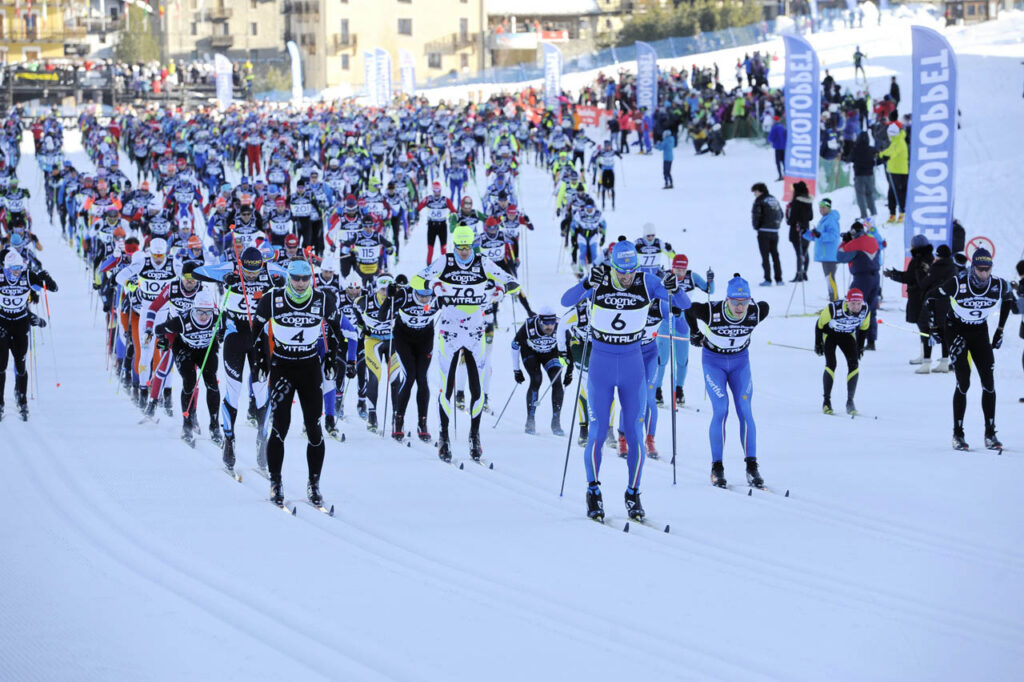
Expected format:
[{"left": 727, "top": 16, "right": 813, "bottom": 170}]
[
  {"left": 363, "top": 49, "right": 417, "bottom": 106},
  {"left": 780, "top": 27, "right": 958, "bottom": 256}
]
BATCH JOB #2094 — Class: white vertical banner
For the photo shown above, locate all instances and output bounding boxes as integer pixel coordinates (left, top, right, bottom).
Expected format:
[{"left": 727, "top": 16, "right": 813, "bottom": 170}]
[
  {"left": 635, "top": 41, "right": 658, "bottom": 113},
  {"left": 399, "top": 48, "right": 416, "bottom": 97},
  {"left": 286, "top": 40, "right": 303, "bottom": 105},
  {"left": 374, "top": 47, "right": 392, "bottom": 107},
  {"left": 542, "top": 43, "right": 562, "bottom": 110},
  {"left": 364, "top": 50, "right": 377, "bottom": 103},
  {"left": 214, "top": 53, "right": 232, "bottom": 110}
]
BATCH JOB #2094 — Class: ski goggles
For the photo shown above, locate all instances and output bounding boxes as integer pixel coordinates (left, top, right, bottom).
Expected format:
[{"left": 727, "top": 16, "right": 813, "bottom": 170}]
[
  {"left": 192, "top": 307, "right": 215, "bottom": 324},
  {"left": 289, "top": 274, "right": 312, "bottom": 284}
]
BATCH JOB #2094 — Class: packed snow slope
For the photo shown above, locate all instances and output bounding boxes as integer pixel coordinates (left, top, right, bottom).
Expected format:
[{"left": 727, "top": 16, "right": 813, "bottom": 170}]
[{"left": 3, "top": 16, "right": 1023, "bottom": 682}]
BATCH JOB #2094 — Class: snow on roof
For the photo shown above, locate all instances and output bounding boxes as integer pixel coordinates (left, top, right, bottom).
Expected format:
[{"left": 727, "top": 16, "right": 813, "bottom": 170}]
[{"left": 486, "top": 0, "right": 601, "bottom": 17}]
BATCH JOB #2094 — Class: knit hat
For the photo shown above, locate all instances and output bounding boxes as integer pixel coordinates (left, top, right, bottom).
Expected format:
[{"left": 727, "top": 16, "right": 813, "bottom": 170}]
[
  {"left": 672, "top": 254, "right": 689, "bottom": 270},
  {"left": 819, "top": 197, "right": 832, "bottom": 208},
  {"left": 887, "top": 122, "right": 901, "bottom": 138},
  {"left": 726, "top": 274, "right": 750, "bottom": 300},
  {"left": 846, "top": 288, "right": 864, "bottom": 303},
  {"left": 971, "top": 248, "right": 993, "bottom": 268}
]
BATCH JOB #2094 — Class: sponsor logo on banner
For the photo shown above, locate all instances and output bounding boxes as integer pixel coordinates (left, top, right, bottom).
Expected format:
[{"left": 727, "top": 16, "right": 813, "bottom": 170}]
[
  {"left": 636, "top": 42, "right": 659, "bottom": 113},
  {"left": 542, "top": 43, "right": 562, "bottom": 110}
]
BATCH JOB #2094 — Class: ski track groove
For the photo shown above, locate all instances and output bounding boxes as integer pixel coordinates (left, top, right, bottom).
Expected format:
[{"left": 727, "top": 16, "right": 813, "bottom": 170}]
[{"left": 11, "top": 419, "right": 402, "bottom": 682}]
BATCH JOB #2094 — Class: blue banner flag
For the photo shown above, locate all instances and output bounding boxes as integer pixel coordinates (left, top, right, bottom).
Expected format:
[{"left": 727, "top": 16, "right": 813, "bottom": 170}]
[
  {"left": 781, "top": 34, "right": 820, "bottom": 200},
  {"left": 374, "top": 48, "right": 392, "bottom": 107},
  {"left": 904, "top": 25, "right": 958, "bottom": 253},
  {"left": 635, "top": 41, "right": 659, "bottom": 113},
  {"left": 542, "top": 43, "right": 562, "bottom": 110}
]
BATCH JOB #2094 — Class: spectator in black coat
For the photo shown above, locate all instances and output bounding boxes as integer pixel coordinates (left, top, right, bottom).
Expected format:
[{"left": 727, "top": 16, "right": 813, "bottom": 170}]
[
  {"left": 889, "top": 76, "right": 901, "bottom": 112},
  {"left": 883, "top": 234, "right": 935, "bottom": 365},
  {"left": 917, "top": 243, "right": 959, "bottom": 371},
  {"left": 751, "top": 181, "right": 784, "bottom": 285},
  {"left": 852, "top": 131, "right": 878, "bottom": 218}
]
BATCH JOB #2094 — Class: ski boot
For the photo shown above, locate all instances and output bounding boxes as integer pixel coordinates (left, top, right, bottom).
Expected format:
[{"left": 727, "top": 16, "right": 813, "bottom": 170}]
[
  {"left": 984, "top": 431, "right": 1003, "bottom": 451},
  {"left": 482, "top": 394, "right": 491, "bottom": 414},
  {"left": 617, "top": 433, "right": 628, "bottom": 458},
  {"left": 270, "top": 477, "right": 285, "bottom": 506},
  {"left": 256, "top": 433, "right": 269, "bottom": 478},
  {"left": 577, "top": 422, "right": 589, "bottom": 447},
  {"left": 325, "top": 415, "right": 340, "bottom": 440},
  {"left": 675, "top": 386, "right": 684, "bottom": 406},
  {"left": 417, "top": 415, "right": 431, "bottom": 443},
  {"left": 143, "top": 399, "right": 158, "bottom": 420},
  {"left": 655, "top": 387, "right": 664, "bottom": 407},
  {"left": 209, "top": 422, "right": 224, "bottom": 446},
  {"left": 586, "top": 482, "right": 605, "bottom": 521},
  {"left": 455, "top": 390, "right": 466, "bottom": 411},
  {"left": 551, "top": 411, "right": 565, "bottom": 437},
  {"left": 745, "top": 456, "right": 765, "bottom": 488},
  {"left": 845, "top": 399, "right": 858, "bottom": 416},
  {"left": 952, "top": 432, "right": 969, "bottom": 451},
  {"left": 624, "top": 487, "right": 645, "bottom": 521},
  {"left": 525, "top": 411, "right": 536, "bottom": 435},
  {"left": 366, "top": 409, "right": 378, "bottom": 433},
  {"left": 392, "top": 413, "right": 405, "bottom": 442},
  {"left": 469, "top": 431, "right": 483, "bottom": 462},
  {"left": 645, "top": 435, "right": 659, "bottom": 459},
  {"left": 711, "top": 460, "right": 727, "bottom": 488},
  {"left": 915, "top": 360, "right": 931, "bottom": 374},
  {"left": 823, "top": 398, "right": 834, "bottom": 415},
  {"left": 307, "top": 474, "right": 323, "bottom": 507},
  {"left": 0, "top": 405, "right": 4, "bottom": 422},
  {"left": 437, "top": 431, "right": 452, "bottom": 462},
  {"left": 18, "top": 403, "right": 28, "bottom": 422},
  {"left": 134, "top": 385, "right": 145, "bottom": 410},
  {"left": 222, "top": 436, "right": 236, "bottom": 470},
  {"left": 181, "top": 424, "right": 196, "bottom": 448},
  {"left": 933, "top": 357, "right": 950, "bottom": 373},
  {"left": 335, "top": 395, "right": 344, "bottom": 420},
  {"left": 357, "top": 399, "right": 368, "bottom": 420},
  {"left": 163, "top": 388, "right": 174, "bottom": 417}
]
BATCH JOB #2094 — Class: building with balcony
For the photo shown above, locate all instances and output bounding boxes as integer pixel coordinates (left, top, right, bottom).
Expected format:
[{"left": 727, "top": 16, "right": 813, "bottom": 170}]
[
  {"left": 286, "top": 0, "right": 486, "bottom": 94},
  {"left": 161, "top": 0, "right": 283, "bottom": 67},
  {"left": 0, "top": 0, "right": 87, "bottom": 64}
]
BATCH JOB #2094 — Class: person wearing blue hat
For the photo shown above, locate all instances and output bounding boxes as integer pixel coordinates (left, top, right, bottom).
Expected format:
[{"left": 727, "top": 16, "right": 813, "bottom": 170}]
[
  {"left": 250, "top": 255, "right": 347, "bottom": 508},
  {"left": 925, "top": 247, "right": 1015, "bottom": 451},
  {"left": 561, "top": 238, "right": 674, "bottom": 522},
  {"left": 685, "top": 274, "right": 770, "bottom": 488}
]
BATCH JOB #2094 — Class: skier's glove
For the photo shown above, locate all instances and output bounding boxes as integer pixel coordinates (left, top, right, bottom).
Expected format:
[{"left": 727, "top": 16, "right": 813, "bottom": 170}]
[
  {"left": 663, "top": 271, "right": 679, "bottom": 293},
  {"left": 587, "top": 263, "right": 608, "bottom": 289},
  {"left": 882, "top": 267, "right": 897, "bottom": 280},
  {"left": 929, "top": 325, "right": 942, "bottom": 346},
  {"left": 563, "top": 364, "right": 574, "bottom": 386},
  {"left": 323, "top": 360, "right": 337, "bottom": 382},
  {"left": 706, "top": 268, "right": 714, "bottom": 283},
  {"left": 345, "top": 363, "right": 357, "bottom": 379},
  {"left": 156, "top": 336, "right": 169, "bottom": 351},
  {"left": 223, "top": 272, "right": 240, "bottom": 286},
  {"left": 814, "top": 341, "right": 824, "bottom": 356},
  {"left": 690, "top": 333, "right": 704, "bottom": 348},
  {"left": 992, "top": 327, "right": 1004, "bottom": 350},
  {"left": 30, "top": 313, "right": 46, "bottom": 328},
  {"left": 513, "top": 369, "right": 525, "bottom": 384}
]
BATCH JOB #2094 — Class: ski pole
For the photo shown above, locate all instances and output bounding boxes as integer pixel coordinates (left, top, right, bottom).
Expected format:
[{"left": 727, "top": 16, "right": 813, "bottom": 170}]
[
  {"left": 491, "top": 382, "right": 519, "bottom": 429},
  {"left": 42, "top": 283, "right": 60, "bottom": 388},
  {"left": 669, "top": 325, "right": 677, "bottom": 485},
  {"left": 536, "top": 366, "right": 564, "bottom": 405},
  {"left": 561, "top": 281, "right": 602, "bottom": 497},
  {"left": 182, "top": 289, "right": 231, "bottom": 419},
  {"left": 765, "top": 341, "right": 815, "bottom": 352},
  {"left": 379, "top": 300, "right": 395, "bottom": 439},
  {"left": 877, "top": 318, "right": 929, "bottom": 337}
]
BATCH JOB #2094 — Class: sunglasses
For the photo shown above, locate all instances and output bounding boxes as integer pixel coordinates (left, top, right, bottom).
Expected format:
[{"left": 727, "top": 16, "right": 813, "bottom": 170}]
[
  {"left": 290, "top": 275, "right": 312, "bottom": 283},
  {"left": 974, "top": 266, "right": 991, "bottom": 272}
]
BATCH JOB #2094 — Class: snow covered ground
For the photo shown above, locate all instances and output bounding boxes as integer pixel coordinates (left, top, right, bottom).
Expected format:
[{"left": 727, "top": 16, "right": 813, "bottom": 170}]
[{"left": 2, "top": 15, "right": 1024, "bottom": 682}]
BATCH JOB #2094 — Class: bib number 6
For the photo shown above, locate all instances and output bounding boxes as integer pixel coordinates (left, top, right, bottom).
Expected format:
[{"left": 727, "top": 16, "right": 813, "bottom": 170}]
[{"left": 611, "top": 312, "right": 627, "bottom": 331}]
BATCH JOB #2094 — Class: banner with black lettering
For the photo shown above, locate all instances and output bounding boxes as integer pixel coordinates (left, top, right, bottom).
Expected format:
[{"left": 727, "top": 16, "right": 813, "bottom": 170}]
[
  {"left": 782, "top": 34, "right": 820, "bottom": 201},
  {"left": 635, "top": 41, "right": 658, "bottom": 113},
  {"left": 904, "top": 25, "right": 957, "bottom": 253},
  {"left": 542, "top": 43, "right": 562, "bottom": 110}
]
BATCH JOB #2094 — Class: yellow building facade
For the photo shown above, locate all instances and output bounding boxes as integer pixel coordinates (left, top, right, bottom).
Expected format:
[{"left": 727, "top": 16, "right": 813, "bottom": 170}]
[{"left": 0, "top": 0, "right": 82, "bottom": 64}]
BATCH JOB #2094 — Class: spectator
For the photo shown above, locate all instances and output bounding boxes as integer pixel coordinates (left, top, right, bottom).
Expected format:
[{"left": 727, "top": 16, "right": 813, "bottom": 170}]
[
  {"left": 657, "top": 129, "right": 674, "bottom": 189},
  {"left": 851, "top": 131, "right": 878, "bottom": 219},
  {"left": 767, "top": 116, "right": 786, "bottom": 181},
  {"left": 750, "top": 182, "right": 784, "bottom": 285},
  {"left": 878, "top": 121, "right": 908, "bottom": 222},
  {"left": 805, "top": 197, "right": 841, "bottom": 301},
  {"left": 786, "top": 180, "right": 813, "bottom": 282}
]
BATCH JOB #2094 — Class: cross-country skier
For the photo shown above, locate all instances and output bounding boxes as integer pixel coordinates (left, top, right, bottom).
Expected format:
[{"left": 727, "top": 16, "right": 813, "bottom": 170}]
[{"left": 815, "top": 287, "right": 870, "bottom": 415}]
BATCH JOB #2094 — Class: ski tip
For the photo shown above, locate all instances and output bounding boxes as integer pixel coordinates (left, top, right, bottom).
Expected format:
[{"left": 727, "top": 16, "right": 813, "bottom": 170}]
[
  {"left": 407, "top": 441, "right": 411, "bottom": 448},
  {"left": 488, "top": 462, "right": 494, "bottom": 470},
  {"left": 663, "top": 524, "right": 670, "bottom": 533},
  {"left": 341, "top": 433, "right": 346, "bottom": 442},
  {"left": 458, "top": 462, "right": 464, "bottom": 470},
  {"left": 622, "top": 522, "right": 630, "bottom": 533},
  {"left": 329, "top": 504, "right": 335, "bottom": 516},
  {"left": 785, "top": 489, "right": 790, "bottom": 497},
  {"left": 748, "top": 488, "right": 752, "bottom": 496},
  {"left": 290, "top": 505, "right": 297, "bottom": 515}
]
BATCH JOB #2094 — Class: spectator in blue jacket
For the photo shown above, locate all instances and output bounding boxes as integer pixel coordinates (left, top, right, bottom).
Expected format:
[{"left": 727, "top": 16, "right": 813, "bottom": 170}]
[
  {"left": 657, "top": 130, "right": 675, "bottom": 189},
  {"left": 767, "top": 116, "right": 786, "bottom": 180},
  {"left": 804, "top": 197, "right": 841, "bottom": 301}
]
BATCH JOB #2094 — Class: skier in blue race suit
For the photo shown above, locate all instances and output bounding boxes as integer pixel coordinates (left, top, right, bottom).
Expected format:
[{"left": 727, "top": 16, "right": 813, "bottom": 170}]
[
  {"left": 685, "top": 275, "right": 769, "bottom": 489},
  {"left": 561, "top": 240, "right": 674, "bottom": 521}
]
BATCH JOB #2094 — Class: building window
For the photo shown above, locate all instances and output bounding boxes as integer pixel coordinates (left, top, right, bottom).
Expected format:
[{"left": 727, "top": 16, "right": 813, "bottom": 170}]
[
  {"left": 398, "top": 0, "right": 411, "bottom": 3},
  {"left": 428, "top": 53, "right": 441, "bottom": 69},
  {"left": 460, "top": 53, "right": 469, "bottom": 68},
  {"left": 967, "top": 3, "right": 975, "bottom": 15},
  {"left": 459, "top": 17, "right": 468, "bottom": 42},
  {"left": 250, "top": 0, "right": 257, "bottom": 8},
  {"left": 222, "top": 22, "right": 230, "bottom": 35},
  {"left": 190, "top": 22, "right": 198, "bottom": 35},
  {"left": 342, "top": 54, "right": 349, "bottom": 69},
  {"left": 251, "top": 22, "right": 258, "bottom": 35},
  {"left": 341, "top": 18, "right": 349, "bottom": 43},
  {"left": 397, "top": 18, "right": 412, "bottom": 35}
]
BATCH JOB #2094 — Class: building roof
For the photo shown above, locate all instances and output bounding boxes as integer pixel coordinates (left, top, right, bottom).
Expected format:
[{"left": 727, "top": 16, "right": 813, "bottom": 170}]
[{"left": 486, "top": 0, "right": 601, "bottom": 17}]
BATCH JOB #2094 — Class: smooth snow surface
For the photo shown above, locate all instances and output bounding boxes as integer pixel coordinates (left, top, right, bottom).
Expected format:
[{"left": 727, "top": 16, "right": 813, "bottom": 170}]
[{"left": 3, "top": 16, "right": 1023, "bottom": 682}]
